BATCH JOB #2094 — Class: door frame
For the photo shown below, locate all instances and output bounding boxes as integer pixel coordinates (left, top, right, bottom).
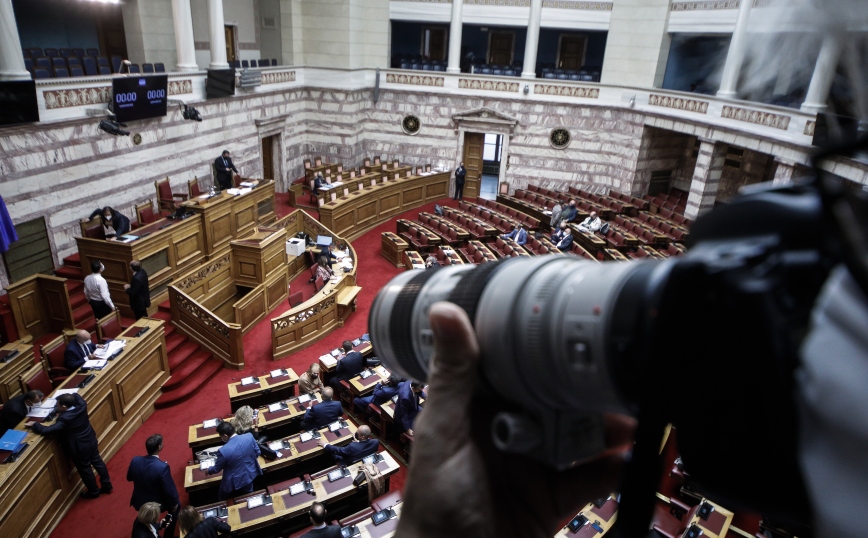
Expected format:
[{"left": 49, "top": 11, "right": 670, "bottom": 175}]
[
  {"left": 452, "top": 108, "right": 519, "bottom": 193},
  {"left": 421, "top": 26, "right": 449, "bottom": 61},
  {"left": 487, "top": 30, "right": 516, "bottom": 66},
  {"left": 224, "top": 23, "right": 240, "bottom": 63},
  {"left": 556, "top": 33, "right": 588, "bottom": 70},
  {"left": 255, "top": 115, "right": 288, "bottom": 191}
]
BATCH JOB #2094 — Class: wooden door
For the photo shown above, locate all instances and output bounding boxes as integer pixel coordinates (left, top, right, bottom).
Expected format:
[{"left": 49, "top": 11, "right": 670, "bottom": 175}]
[
  {"left": 558, "top": 35, "right": 586, "bottom": 70},
  {"left": 488, "top": 32, "right": 514, "bottom": 66},
  {"left": 96, "top": 6, "right": 128, "bottom": 61},
  {"left": 262, "top": 136, "right": 274, "bottom": 180},
  {"left": 423, "top": 28, "right": 448, "bottom": 61},
  {"left": 462, "top": 133, "right": 485, "bottom": 199},
  {"left": 225, "top": 25, "right": 237, "bottom": 62}
]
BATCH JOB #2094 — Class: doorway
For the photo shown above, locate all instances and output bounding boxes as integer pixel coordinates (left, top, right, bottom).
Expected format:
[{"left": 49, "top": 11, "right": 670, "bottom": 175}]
[
  {"left": 557, "top": 34, "right": 587, "bottom": 70},
  {"left": 261, "top": 134, "right": 282, "bottom": 185},
  {"left": 480, "top": 134, "right": 503, "bottom": 200},
  {"left": 225, "top": 25, "right": 238, "bottom": 62},
  {"left": 422, "top": 27, "right": 448, "bottom": 61},
  {"left": 461, "top": 133, "right": 484, "bottom": 199},
  {"left": 488, "top": 31, "right": 515, "bottom": 66}
]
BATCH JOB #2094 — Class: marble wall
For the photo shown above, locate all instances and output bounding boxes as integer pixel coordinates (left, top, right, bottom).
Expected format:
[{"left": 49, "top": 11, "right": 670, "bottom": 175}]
[{"left": 632, "top": 126, "right": 696, "bottom": 196}]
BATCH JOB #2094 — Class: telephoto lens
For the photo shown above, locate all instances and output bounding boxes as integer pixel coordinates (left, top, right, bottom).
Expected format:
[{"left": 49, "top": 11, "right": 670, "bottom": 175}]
[{"left": 369, "top": 255, "right": 672, "bottom": 468}]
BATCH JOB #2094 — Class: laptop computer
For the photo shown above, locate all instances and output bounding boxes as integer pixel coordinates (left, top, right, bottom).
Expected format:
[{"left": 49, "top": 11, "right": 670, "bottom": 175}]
[{"left": 316, "top": 235, "right": 333, "bottom": 250}]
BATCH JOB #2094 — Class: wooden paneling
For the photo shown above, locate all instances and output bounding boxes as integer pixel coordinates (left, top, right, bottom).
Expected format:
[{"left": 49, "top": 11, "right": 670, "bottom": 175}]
[
  {"left": 8, "top": 279, "right": 45, "bottom": 340},
  {"left": 39, "top": 277, "right": 73, "bottom": 334},
  {"left": 116, "top": 348, "right": 165, "bottom": 414},
  {"left": 463, "top": 133, "right": 484, "bottom": 199},
  {"left": 234, "top": 288, "right": 266, "bottom": 333},
  {"left": 209, "top": 212, "right": 233, "bottom": 252},
  {"left": 89, "top": 390, "right": 119, "bottom": 446},
  {"left": 0, "top": 342, "right": 35, "bottom": 403},
  {"left": 265, "top": 272, "right": 288, "bottom": 312}
]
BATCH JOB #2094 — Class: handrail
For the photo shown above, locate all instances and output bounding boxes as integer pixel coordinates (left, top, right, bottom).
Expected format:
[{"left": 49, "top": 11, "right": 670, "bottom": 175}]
[{"left": 169, "top": 285, "right": 244, "bottom": 369}]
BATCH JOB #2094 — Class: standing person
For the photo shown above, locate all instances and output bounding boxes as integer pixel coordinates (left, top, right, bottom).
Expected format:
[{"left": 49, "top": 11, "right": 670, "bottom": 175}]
[
  {"left": 125, "top": 260, "right": 151, "bottom": 320},
  {"left": 298, "top": 363, "right": 323, "bottom": 394},
  {"left": 214, "top": 150, "right": 238, "bottom": 191},
  {"left": 29, "top": 393, "right": 112, "bottom": 499},
  {"left": 84, "top": 260, "right": 115, "bottom": 319},
  {"left": 177, "top": 506, "right": 231, "bottom": 538},
  {"left": 550, "top": 201, "right": 563, "bottom": 229},
  {"left": 394, "top": 381, "right": 426, "bottom": 436},
  {"left": 231, "top": 405, "right": 263, "bottom": 442},
  {"left": 560, "top": 200, "right": 578, "bottom": 224},
  {"left": 127, "top": 434, "right": 180, "bottom": 538},
  {"left": 0, "top": 389, "right": 43, "bottom": 435},
  {"left": 453, "top": 162, "right": 467, "bottom": 201},
  {"left": 206, "top": 422, "right": 262, "bottom": 500}
]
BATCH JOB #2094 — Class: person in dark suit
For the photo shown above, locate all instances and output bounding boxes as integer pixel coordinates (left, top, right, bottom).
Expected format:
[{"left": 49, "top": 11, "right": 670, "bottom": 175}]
[
  {"left": 556, "top": 228, "right": 574, "bottom": 252},
  {"left": 132, "top": 502, "right": 170, "bottom": 538},
  {"left": 301, "top": 502, "right": 341, "bottom": 538},
  {"left": 300, "top": 387, "right": 343, "bottom": 431},
  {"left": 214, "top": 150, "right": 238, "bottom": 191},
  {"left": 0, "top": 389, "right": 43, "bottom": 435},
  {"left": 64, "top": 329, "right": 104, "bottom": 371},
  {"left": 453, "top": 162, "right": 466, "bottom": 201},
  {"left": 125, "top": 260, "right": 151, "bottom": 320},
  {"left": 89, "top": 206, "right": 131, "bottom": 239},
  {"left": 312, "top": 173, "right": 324, "bottom": 196},
  {"left": 394, "top": 381, "right": 426, "bottom": 435},
  {"left": 128, "top": 434, "right": 180, "bottom": 538},
  {"left": 329, "top": 340, "right": 378, "bottom": 390},
  {"left": 319, "top": 425, "right": 379, "bottom": 466},
  {"left": 353, "top": 375, "right": 401, "bottom": 415},
  {"left": 207, "top": 422, "right": 262, "bottom": 500},
  {"left": 551, "top": 221, "right": 568, "bottom": 244},
  {"left": 178, "top": 506, "right": 231, "bottom": 538},
  {"left": 29, "top": 393, "right": 112, "bottom": 498},
  {"left": 560, "top": 200, "right": 579, "bottom": 224},
  {"left": 502, "top": 223, "right": 528, "bottom": 246}
]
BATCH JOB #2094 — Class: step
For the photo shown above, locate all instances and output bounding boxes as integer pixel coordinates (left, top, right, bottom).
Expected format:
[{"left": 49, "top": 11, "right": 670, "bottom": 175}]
[
  {"left": 154, "top": 355, "right": 221, "bottom": 408},
  {"left": 55, "top": 266, "right": 84, "bottom": 280},
  {"left": 162, "top": 324, "right": 176, "bottom": 339},
  {"left": 165, "top": 333, "right": 188, "bottom": 355},
  {"left": 69, "top": 292, "right": 88, "bottom": 311},
  {"left": 159, "top": 349, "right": 217, "bottom": 393},
  {"left": 151, "top": 311, "right": 172, "bottom": 323},
  {"left": 158, "top": 299, "right": 171, "bottom": 313},
  {"left": 63, "top": 253, "right": 81, "bottom": 268},
  {"left": 72, "top": 304, "right": 93, "bottom": 325},
  {"left": 168, "top": 341, "right": 201, "bottom": 371},
  {"left": 78, "top": 318, "right": 96, "bottom": 335}
]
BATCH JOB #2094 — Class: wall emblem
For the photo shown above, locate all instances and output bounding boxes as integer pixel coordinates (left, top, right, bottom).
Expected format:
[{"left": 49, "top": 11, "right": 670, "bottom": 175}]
[
  {"left": 402, "top": 114, "right": 422, "bottom": 135},
  {"left": 550, "top": 128, "right": 571, "bottom": 149}
]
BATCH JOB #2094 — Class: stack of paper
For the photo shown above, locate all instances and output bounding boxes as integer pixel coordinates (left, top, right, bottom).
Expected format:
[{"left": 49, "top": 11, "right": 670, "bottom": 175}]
[
  {"left": 199, "top": 459, "right": 215, "bottom": 471},
  {"left": 289, "top": 482, "right": 306, "bottom": 495},
  {"left": 53, "top": 388, "right": 79, "bottom": 396},
  {"left": 270, "top": 369, "right": 287, "bottom": 378},
  {"left": 82, "top": 359, "right": 108, "bottom": 369},
  {"left": 241, "top": 376, "right": 259, "bottom": 386},
  {"left": 203, "top": 418, "right": 220, "bottom": 428},
  {"left": 267, "top": 402, "right": 286, "bottom": 412},
  {"left": 26, "top": 407, "right": 52, "bottom": 418},
  {"left": 319, "top": 355, "right": 337, "bottom": 367},
  {"left": 297, "top": 393, "right": 313, "bottom": 404},
  {"left": 94, "top": 340, "right": 126, "bottom": 359},
  {"left": 328, "top": 421, "right": 343, "bottom": 432}
]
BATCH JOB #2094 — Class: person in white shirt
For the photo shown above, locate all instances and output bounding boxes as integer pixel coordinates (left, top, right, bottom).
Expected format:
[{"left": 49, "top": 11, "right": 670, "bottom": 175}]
[
  {"left": 83, "top": 260, "right": 115, "bottom": 319},
  {"left": 577, "top": 212, "right": 602, "bottom": 233}
]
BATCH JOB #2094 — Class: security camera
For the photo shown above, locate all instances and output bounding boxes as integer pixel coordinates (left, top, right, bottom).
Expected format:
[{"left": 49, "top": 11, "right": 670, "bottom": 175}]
[{"left": 98, "top": 120, "right": 130, "bottom": 136}]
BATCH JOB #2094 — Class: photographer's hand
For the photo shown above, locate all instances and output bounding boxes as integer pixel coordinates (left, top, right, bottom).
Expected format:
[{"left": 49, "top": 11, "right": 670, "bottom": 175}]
[{"left": 397, "top": 302, "right": 635, "bottom": 538}]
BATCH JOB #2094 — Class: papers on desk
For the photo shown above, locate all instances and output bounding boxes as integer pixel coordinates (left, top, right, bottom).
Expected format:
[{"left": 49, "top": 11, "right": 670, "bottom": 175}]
[
  {"left": 226, "top": 188, "right": 252, "bottom": 196},
  {"left": 82, "top": 359, "right": 107, "bottom": 370},
  {"left": 320, "top": 354, "right": 337, "bottom": 367},
  {"left": 203, "top": 418, "right": 220, "bottom": 428},
  {"left": 270, "top": 369, "right": 288, "bottom": 378},
  {"left": 246, "top": 495, "right": 264, "bottom": 509},
  {"left": 299, "top": 431, "right": 314, "bottom": 442},
  {"left": 330, "top": 349, "right": 341, "bottom": 357},
  {"left": 333, "top": 250, "right": 347, "bottom": 260},
  {"left": 37, "top": 398, "right": 56, "bottom": 410},
  {"left": 94, "top": 340, "right": 126, "bottom": 359},
  {"left": 328, "top": 421, "right": 344, "bottom": 432},
  {"left": 328, "top": 468, "right": 350, "bottom": 482},
  {"left": 544, "top": 210, "right": 553, "bottom": 216},
  {"left": 289, "top": 482, "right": 306, "bottom": 496},
  {"left": 359, "top": 369, "right": 374, "bottom": 380},
  {"left": 198, "top": 194, "right": 211, "bottom": 199},
  {"left": 352, "top": 338, "right": 361, "bottom": 347},
  {"left": 241, "top": 376, "right": 259, "bottom": 386},
  {"left": 53, "top": 388, "right": 79, "bottom": 396},
  {"left": 240, "top": 181, "right": 257, "bottom": 188},
  {"left": 297, "top": 393, "right": 312, "bottom": 404},
  {"left": 268, "top": 440, "right": 285, "bottom": 451},
  {"left": 412, "top": 263, "right": 426, "bottom": 270},
  {"left": 267, "top": 402, "right": 288, "bottom": 413},
  {"left": 26, "top": 406, "right": 52, "bottom": 418},
  {"left": 118, "top": 235, "right": 139, "bottom": 243},
  {"left": 340, "top": 259, "right": 354, "bottom": 271},
  {"left": 199, "top": 459, "right": 215, "bottom": 471}
]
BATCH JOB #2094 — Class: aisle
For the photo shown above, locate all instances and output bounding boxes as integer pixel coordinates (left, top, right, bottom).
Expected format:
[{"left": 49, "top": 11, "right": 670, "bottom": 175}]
[{"left": 49, "top": 197, "right": 457, "bottom": 538}]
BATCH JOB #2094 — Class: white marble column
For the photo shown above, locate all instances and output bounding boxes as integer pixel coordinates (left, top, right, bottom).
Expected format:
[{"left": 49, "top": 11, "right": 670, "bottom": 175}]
[
  {"left": 801, "top": 35, "right": 844, "bottom": 113},
  {"left": 208, "top": 0, "right": 229, "bottom": 69},
  {"left": 446, "top": 0, "right": 464, "bottom": 74},
  {"left": 521, "top": 0, "right": 543, "bottom": 79},
  {"left": 171, "top": 0, "right": 199, "bottom": 72},
  {"left": 717, "top": 0, "right": 754, "bottom": 99},
  {"left": 685, "top": 139, "right": 726, "bottom": 221},
  {"left": 0, "top": 0, "right": 30, "bottom": 81}
]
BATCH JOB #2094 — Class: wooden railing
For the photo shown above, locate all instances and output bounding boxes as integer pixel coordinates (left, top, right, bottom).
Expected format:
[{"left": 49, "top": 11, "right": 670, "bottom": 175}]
[{"left": 169, "top": 286, "right": 244, "bottom": 369}]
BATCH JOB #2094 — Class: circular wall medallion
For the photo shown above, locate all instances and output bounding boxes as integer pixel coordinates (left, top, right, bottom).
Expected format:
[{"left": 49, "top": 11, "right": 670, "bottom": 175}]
[
  {"left": 549, "top": 128, "right": 571, "bottom": 149},
  {"left": 401, "top": 114, "right": 421, "bottom": 136},
  {"left": 132, "top": 133, "right": 143, "bottom": 145}
]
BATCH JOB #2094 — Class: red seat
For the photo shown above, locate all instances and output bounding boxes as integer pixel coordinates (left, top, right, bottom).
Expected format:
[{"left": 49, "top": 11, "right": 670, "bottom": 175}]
[
  {"left": 339, "top": 508, "right": 375, "bottom": 527},
  {"left": 314, "top": 276, "right": 324, "bottom": 291},
  {"left": 288, "top": 291, "right": 304, "bottom": 307},
  {"left": 372, "top": 490, "right": 403, "bottom": 512},
  {"left": 41, "top": 337, "right": 71, "bottom": 386},
  {"left": 97, "top": 311, "right": 123, "bottom": 341},
  {"left": 24, "top": 366, "right": 53, "bottom": 395}
]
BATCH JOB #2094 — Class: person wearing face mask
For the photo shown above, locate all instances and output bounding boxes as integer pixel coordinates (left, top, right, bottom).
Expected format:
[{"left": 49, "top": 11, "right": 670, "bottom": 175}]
[
  {"left": 0, "top": 389, "right": 43, "bottom": 435},
  {"left": 83, "top": 260, "right": 115, "bottom": 319},
  {"left": 88, "top": 206, "right": 131, "bottom": 240},
  {"left": 64, "top": 329, "right": 105, "bottom": 371},
  {"left": 214, "top": 150, "right": 239, "bottom": 191},
  {"left": 318, "top": 424, "right": 379, "bottom": 465}
]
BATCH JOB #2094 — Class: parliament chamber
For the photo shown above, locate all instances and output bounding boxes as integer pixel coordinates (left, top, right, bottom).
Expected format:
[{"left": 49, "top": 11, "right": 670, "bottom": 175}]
[{"left": 0, "top": 0, "right": 863, "bottom": 537}]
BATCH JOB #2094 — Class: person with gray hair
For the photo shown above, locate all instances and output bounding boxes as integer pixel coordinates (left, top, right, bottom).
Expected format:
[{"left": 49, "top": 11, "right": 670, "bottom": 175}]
[
  {"left": 132, "top": 502, "right": 167, "bottom": 538},
  {"left": 0, "top": 389, "right": 43, "bottom": 434}
]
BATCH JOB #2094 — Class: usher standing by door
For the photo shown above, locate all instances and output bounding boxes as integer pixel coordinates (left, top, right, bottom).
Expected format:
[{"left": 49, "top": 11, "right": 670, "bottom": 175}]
[
  {"left": 454, "top": 162, "right": 466, "bottom": 201},
  {"left": 214, "top": 150, "right": 238, "bottom": 191}
]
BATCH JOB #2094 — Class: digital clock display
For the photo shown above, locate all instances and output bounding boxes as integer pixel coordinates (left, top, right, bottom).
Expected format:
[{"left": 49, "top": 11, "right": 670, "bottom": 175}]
[{"left": 111, "top": 75, "right": 168, "bottom": 123}]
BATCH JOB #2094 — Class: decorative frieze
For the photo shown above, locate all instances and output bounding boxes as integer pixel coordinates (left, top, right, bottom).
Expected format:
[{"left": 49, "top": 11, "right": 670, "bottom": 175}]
[
  {"left": 175, "top": 254, "right": 231, "bottom": 290},
  {"left": 648, "top": 94, "right": 709, "bottom": 114},
  {"left": 542, "top": 1, "right": 613, "bottom": 9},
  {"left": 272, "top": 296, "right": 336, "bottom": 328},
  {"left": 804, "top": 120, "right": 816, "bottom": 136},
  {"left": 168, "top": 79, "right": 194, "bottom": 96},
  {"left": 671, "top": 0, "right": 769, "bottom": 10},
  {"left": 534, "top": 84, "right": 599, "bottom": 98},
  {"left": 43, "top": 86, "right": 111, "bottom": 109},
  {"left": 458, "top": 79, "right": 519, "bottom": 93},
  {"left": 721, "top": 105, "right": 791, "bottom": 131},
  {"left": 261, "top": 71, "right": 296, "bottom": 85},
  {"left": 177, "top": 293, "right": 230, "bottom": 336},
  {"left": 465, "top": 0, "right": 529, "bottom": 5},
  {"left": 386, "top": 73, "right": 444, "bottom": 87}
]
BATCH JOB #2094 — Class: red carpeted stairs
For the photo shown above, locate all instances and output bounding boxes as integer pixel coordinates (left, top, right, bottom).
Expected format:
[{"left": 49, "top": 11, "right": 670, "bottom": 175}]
[
  {"left": 60, "top": 253, "right": 97, "bottom": 335},
  {"left": 152, "top": 300, "right": 223, "bottom": 408}
]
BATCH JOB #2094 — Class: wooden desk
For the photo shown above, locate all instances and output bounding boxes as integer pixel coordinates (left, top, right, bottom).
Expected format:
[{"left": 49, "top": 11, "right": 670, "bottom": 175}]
[
  {"left": 353, "top": 501, "right": 403, "bottom": 538},
  {"left": 403, "top": 251, "right": 425, "bottom": 270},
  {"left": 5, "top": 274, "right": 75, "bottom": 343},
  {"left": 228, "top": 368, "right": 299, "bottom": 412},
  {"left": 348, "top": 366, "right": 390, "bottom": 397},
  {"left": 319, "top": 171, "right": 450, "bottom": 241},
  {"left": 318, "top": 340, "right": 374, "bottom": 374},
  {"left": 687, "top": 500, "right": 733, "bottom": 538},
  {"left": 0, "top": 318, "right": 167, "bottom": 538},
  {"left": 380, "top": 232, "right": 408, "bottom": 268},
  {"left": 0, "top": 340, "right": 35, "bottom": 403},
  {"left": 555, "top": 495, "right": 619, "bottom": 537},
  {"left": 256, "top": 392, "right": 324, "bottom": 437},
  {"left": 187, "top": 416, "right": 231, "bottom": 457}
]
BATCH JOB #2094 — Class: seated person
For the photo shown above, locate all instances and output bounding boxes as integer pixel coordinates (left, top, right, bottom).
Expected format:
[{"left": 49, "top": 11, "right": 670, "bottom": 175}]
[
  {"left": 319, "top": 425, "right": 379, "bottom": 466},
  {"left": 577, "top": 211, "right": 602, "bottom": 233},
  {"left": 64, "top": 329, "right": 105, "bottom": 371},
  {"left": 298, "top": 363, "right": 323, "bottom": 394},
  {"left": 329, "top": 341, "right": 379, "bottom": 390},
  {"left": 394, "top": 381, "right": 426, "bottom": 436},
  {"left": 299, "top": 387, "right": 343, "bottom": 431},
  {"left": 425, "top": 253, "right": 438, "bottom": 269},
  {"left": 313, "top": 173, "right": 325, "bottom": 196},
  {"left": 0, "top": 389, "right": 43, "bottom": 435},
  {"left": 551, "top": 221, "right": 568, "bottom": 244},
  {"left": 501, "top": 223, "right": 528, "bottom": 246},
  {"left": 353, "top": 375, "right": 402, "bottom": 415},
  {"left": 556, "top": 227, "right": 574, "bottom": 252},
  {"left": 178, "top": 505, "right": 231, "bottom": 538},
  {"left": 560, "top": 200, "right": 578, "bottom": 224},
  {"left": 88, "top": 206, "right": 131, "bottom": 239},
  {"left": 301, "top": 502, "right": 340, "bottom": 538},
  {"left": 315, "top": 256, "right": 335, "bottom": 283}
]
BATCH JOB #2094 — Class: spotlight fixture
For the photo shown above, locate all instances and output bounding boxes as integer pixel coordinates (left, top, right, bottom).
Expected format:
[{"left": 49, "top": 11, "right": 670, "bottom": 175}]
[
  {"left": 181, "top": 104, "right": 202, "bottom": 122},
  {"left": 99, "top": 119, "right": 130, "bottom": 136}
]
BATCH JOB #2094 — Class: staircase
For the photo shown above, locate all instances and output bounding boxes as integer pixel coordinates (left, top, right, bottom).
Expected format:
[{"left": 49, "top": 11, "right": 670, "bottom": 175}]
[
  {"left": 60, "top": 253, "right": 96, "bottom": 334},
  {"left": 152, "top": 300, "right": 223, "bottom": 408}
]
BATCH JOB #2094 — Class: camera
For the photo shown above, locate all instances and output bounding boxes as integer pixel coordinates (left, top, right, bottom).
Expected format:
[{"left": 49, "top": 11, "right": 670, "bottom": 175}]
[
  {"left": 369, "top": 178, "right": 857, "bottom": 533},
  {"left": 182, "top": 104, "right": 202, "bottom": 122},
  {"left": 98, "top": 119, "right": 129, "bottom": 136}
]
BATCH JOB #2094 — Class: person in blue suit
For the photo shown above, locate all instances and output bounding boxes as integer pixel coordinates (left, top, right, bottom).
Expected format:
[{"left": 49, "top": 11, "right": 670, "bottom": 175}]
[
  {"left": 394, "top": 381, "right": 426, "bottom": 435},
  {"left": 29, "top": 393, "right": 112, "bottom": 498},
  {"left": 313, "top": 173, "right": 325, "bottom": 196},
  {"left": 330, "top": 341, "right": 379, "bottom": 390},
  {"left": 319, "top": 424, "right": 380, "bottom": 466},
  {"left": 300, "top": 387, "right": 343, "bottom": 431},
  {"left": 207, "top": 422, "right": 262, "bottom": 500},
  {"left": 353, "top": 375, "right": 402, "bottom": 415},
  {"left": 64, "top": 329, "right": 104, "bottom": 371},
  {"left": 128, "top": 434, "right": 180, "bottom": 538},
  {"left": 502, "top": 223, "right": 528, "bottom": 246},
  {"left": 556, "top": 228, "right": 574, "bottom": 252}
]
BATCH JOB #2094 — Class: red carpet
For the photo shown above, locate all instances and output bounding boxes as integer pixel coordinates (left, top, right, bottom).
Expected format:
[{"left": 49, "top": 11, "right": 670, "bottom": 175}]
[{"left": 49, "top": 196, "right": 458, "bottom": 538}]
